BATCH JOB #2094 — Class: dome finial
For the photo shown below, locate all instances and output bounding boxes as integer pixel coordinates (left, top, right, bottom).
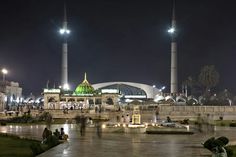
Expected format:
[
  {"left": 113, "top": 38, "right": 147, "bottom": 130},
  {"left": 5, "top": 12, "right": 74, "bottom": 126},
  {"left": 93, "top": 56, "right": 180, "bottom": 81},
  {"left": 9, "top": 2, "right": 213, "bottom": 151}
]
[{"left": 84, "top": 72, "right": 87, "bottom": 81}]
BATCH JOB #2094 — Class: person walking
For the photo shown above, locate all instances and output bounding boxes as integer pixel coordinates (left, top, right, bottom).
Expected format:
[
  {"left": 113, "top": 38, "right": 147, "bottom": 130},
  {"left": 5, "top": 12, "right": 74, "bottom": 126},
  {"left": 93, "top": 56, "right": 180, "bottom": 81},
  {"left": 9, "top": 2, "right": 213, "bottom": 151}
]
[{"left": 80, "top": 116, "right": 86, "bottom": 136}]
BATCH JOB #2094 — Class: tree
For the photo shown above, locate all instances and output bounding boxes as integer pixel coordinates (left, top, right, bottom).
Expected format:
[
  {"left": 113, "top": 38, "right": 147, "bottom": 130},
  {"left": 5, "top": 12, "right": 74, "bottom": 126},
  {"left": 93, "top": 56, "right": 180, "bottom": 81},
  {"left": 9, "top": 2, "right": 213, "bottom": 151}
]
[
  {"left": 198, "top": 65, "right": 219, "bottom": 93},
  {"left": 39, "top": 112, "right": 53, "bottom": 128},
  {"left": 218, "top": 89, "right": 233, "bottom": 106}
]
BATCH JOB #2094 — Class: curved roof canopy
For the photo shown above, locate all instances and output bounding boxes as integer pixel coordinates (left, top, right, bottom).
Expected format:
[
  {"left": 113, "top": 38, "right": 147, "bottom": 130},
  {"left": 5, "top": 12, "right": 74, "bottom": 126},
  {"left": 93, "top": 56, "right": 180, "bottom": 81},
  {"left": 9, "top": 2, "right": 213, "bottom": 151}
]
[
  {"left": 74, "top": 73, "right": 95, "bottom": 96},
  {"left": 97, "top": 83, "right": 146, "bottom": 97},
  {"left": 93, "top": 82, "right": 160, "bottom": 98}
]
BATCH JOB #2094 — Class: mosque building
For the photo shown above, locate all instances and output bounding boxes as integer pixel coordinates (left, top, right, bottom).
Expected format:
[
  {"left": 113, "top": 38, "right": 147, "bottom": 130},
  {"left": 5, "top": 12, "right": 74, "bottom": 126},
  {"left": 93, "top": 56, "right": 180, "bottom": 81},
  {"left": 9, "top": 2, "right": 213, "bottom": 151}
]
[{"left": 43, "top": 73, "right": 120, "bottom": 111}]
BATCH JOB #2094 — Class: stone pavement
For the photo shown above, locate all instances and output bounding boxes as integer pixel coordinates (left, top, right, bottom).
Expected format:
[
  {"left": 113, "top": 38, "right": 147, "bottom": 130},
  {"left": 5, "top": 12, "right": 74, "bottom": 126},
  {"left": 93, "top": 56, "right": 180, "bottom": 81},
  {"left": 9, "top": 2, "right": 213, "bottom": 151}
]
[
  {"left": 37, "top": 133, "right": 212, "bottom": 157},
  {"left": 1, "top": 124, "right": 235, "bottom": 157},
  {"left": 37, "top": 124, "right": 215, "bottom": 157}
]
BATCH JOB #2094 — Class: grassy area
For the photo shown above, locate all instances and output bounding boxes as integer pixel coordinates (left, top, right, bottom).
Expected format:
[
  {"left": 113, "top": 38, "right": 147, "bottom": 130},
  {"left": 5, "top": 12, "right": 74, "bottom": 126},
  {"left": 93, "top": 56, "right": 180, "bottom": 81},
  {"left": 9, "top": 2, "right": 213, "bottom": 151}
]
[
  {"left": 214, "top": 120, "right": 236, "bottom": 127},
  {"left": 226, "top": 145, "right": 236, "bottom": 157},
  {"left": 187, "top": 120, "right": 236, "bottom": 127},
  {"left": 0, "top": 133, "right": 60, "bottom": 157},
  {"left": 0, "top": 134, "right": 43, "bottom": 157}
]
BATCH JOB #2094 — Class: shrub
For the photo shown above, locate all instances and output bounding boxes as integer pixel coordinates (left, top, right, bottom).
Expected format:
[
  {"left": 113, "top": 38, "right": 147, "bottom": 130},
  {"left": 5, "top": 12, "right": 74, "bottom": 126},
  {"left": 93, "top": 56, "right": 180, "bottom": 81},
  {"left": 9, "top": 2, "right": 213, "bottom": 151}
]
[
  {"left": 229, "top": 122, "right": 236, "bottom": 127},
  {"left": 39, "top": 112, "right": 53, "bottom": 127},
  {"left": 44, "top": 135, "right": 59, "bottom": 147},
  {"left": 203, "top": 136, "right": 230, "bottom": 154},
  {"left": 0, "top": 121, "right": 7, "bottom": 126},
  {"left": 21, "top": 114, "right": 34, "bottom": 123},
  {"left": 220, "top": 122, "right": 225, "bottom": 126},
  {"left": 203, "top": 137, "right": 215, "bottom": 151},
  {"left": 30, "top": 142, "right": 44, "bottom": 156},
  {"left": 217, "top": 136, "right": 229, "bottom": 146},
  {"left": 225, "top": 147, "right": 234, "bottom": 157},
  {"left": 7, "top": 114, "right": 34, "bottom": 123},
  {"left": 180, "top": 119, "right": 189, "bottom": 125}
]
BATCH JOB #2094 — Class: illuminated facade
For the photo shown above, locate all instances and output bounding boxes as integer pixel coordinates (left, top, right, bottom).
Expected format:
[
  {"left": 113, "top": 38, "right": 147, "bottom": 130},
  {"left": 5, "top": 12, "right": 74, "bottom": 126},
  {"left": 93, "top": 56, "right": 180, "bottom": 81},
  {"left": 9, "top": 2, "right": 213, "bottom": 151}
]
[
  {"left": 0, "top": 81, "right": 22, "bottom": 111},
  {"left": 93, "top": 82, "right": 160, "bottom": 99},
  {"left": 43, "top": 74, "right": 120, "bottom": 110},
  {"left": 0, "top": 92, "right": 5, "bottom": 111}
]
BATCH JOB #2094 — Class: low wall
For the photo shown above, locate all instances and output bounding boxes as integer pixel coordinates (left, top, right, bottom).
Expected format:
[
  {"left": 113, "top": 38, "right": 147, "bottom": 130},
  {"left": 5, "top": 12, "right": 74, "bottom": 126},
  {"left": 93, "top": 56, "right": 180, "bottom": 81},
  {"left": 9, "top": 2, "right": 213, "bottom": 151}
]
[
  {"left": 2, "top": 105, "right": 234, "bottom": 122},
  {"left": 158, "top": 105, "right": 236, "bottom": 120},
  {"left": 41, "top": 105, "right": 236, "bottom": 122}
]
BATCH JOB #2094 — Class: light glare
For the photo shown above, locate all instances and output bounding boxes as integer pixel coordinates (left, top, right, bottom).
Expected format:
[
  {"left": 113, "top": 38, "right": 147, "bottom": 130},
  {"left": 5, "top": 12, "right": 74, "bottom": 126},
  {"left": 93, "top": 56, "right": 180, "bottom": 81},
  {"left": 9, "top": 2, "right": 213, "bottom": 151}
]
[
  {"left": 168, "top": 27, "right": 175, "bottom": 34},
  {"left": 102, "top": 124, "right": 106, "bottom": 129},
  {"left": 59, "top": 28, "right": 70, "bottom": 35},
  {"left": 2, "top": 68, "right": 8, "bottom": 74},
  {"left": 60, "top": 29, "right": 65, "bottom": 34},
  {"left": 63, "top": 83, "right": 70, "bottom": 90}
]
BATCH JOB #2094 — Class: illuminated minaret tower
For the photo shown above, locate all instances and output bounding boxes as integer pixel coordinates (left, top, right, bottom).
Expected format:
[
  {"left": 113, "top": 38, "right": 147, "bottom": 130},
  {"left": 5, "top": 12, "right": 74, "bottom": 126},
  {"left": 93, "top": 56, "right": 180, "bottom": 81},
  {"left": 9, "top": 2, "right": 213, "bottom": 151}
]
[
  {"left": 168, "top": 0, "right": 178, "bottom": 94},
  {"left": 59, "top": 4, "right": 70, "bottom": 90}
]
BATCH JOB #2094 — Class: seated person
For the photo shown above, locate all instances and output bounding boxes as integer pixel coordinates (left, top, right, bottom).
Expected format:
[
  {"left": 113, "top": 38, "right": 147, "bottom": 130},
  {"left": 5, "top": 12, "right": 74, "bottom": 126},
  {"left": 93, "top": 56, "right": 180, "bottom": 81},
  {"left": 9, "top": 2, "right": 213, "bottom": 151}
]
[
  {"left": 167, "top": 116, "right": 172, "bottom": 123},
  {"left": 53, "top": 129, "right": 60, "bottom": 138}
]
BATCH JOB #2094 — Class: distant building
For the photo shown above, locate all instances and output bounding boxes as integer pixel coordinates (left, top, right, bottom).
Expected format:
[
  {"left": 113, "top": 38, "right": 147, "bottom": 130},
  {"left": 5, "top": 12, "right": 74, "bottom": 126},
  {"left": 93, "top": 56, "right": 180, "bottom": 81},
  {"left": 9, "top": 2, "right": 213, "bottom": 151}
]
[
  {"left": 0, "top": 81, "right": 23, "bottom": 110},
  {"left": 43, "top": 73, "right": 162, "bottom": 110},
  {"left": 43, "top": 73, "right": 119, "bottom": 111},
  {"left": 0, "top": 92, "right": 5, "bottom": 111}
]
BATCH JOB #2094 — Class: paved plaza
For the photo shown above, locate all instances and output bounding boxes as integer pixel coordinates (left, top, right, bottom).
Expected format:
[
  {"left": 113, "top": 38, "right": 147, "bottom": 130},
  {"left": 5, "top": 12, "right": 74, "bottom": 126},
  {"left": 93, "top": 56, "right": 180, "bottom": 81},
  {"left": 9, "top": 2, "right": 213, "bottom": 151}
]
[{"left": 1, "top": 124, "right": 236, "bottom": 157}]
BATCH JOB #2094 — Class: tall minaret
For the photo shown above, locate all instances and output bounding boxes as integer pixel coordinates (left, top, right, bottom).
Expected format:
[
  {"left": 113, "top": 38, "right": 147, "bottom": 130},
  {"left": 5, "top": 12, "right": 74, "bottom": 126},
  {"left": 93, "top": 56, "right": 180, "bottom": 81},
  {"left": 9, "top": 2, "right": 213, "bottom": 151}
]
[
  {"left": 59, "top": 3, "right": 70, "bottom": 90},
  {"left": 168, "top": 0, "right": 178, "bottom": 94}
]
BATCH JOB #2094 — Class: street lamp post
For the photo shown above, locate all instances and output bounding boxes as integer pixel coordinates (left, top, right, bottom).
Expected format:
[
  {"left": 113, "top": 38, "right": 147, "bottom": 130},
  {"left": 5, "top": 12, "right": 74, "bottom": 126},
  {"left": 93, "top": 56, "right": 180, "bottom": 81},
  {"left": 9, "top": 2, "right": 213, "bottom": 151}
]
[{"left": 1, "top": 68, "right": 8, "bottom": 82}]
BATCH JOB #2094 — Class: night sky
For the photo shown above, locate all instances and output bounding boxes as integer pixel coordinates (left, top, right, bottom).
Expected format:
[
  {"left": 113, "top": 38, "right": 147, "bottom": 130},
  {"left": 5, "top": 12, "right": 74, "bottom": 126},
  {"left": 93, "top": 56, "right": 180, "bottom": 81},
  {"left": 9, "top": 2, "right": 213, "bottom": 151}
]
[{"left": 0, "top": 0, "right": 236, "bottom": 96}]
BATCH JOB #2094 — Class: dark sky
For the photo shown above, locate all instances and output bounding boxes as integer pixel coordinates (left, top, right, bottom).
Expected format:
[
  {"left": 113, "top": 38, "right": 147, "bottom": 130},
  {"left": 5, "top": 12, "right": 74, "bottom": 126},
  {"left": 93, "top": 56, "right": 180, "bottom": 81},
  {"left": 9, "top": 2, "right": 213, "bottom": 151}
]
[{"left": 0, "top": 0, "right": 236, "bottom": 96}]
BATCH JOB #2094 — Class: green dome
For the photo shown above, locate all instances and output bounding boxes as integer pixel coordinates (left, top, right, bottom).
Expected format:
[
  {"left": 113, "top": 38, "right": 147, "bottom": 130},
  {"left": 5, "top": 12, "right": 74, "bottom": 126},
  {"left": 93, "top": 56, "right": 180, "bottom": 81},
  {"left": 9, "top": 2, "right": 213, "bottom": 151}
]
[{"left": 74, "top": 73, "right": 94, "bottom": 95}]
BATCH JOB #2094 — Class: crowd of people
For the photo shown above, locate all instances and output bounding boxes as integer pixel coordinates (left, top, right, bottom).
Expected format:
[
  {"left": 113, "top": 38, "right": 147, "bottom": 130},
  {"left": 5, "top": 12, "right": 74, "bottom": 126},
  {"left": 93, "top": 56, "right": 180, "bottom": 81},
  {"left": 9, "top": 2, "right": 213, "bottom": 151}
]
[{"left": 42, "top": 127, "right": 68, "bottom": 143}]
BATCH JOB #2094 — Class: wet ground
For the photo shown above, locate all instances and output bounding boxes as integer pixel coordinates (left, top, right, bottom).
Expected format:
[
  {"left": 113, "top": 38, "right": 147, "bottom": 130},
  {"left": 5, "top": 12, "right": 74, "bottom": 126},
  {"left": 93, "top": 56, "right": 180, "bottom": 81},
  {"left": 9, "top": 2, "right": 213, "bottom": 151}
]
[{"left": 0, "top": 124, "right": 236, "bottom": 157}]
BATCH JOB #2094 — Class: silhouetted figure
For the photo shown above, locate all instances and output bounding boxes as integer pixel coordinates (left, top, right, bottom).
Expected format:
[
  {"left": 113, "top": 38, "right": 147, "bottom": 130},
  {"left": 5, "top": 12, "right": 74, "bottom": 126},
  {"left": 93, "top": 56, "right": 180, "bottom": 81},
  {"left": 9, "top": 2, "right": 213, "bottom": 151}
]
[
  {"left": 53, "top": 129, "right": 60, "bottom": 139},
  {"left": 42, "top": 128, "right": 51, "bottom": 142},
  {"left": 96, "top": 116, "right": 102, "bottom": 138},
  {"left": 59, "top": 128, "right": 65, "bottom": 140},
  {"left": 116, "top": 115, "right": 120, "bottom": 122},
  {"left": 27, "top": 109, "right": 31, "bottom": 115},
  {"left": 42, "top": 128, "right": 48, "bottom": 140},
  {"left": 80, "top": 116, "right": 86, "bottom": 136},
  {"left": 63, "top": 108, "right": 68, "bottom": 114},
  {"left": 167, "top": 116, "right": 172, "bottom": 123},
  {"left": 156, "top": 106, "right": 160, "bottom": 121},
  {"left": 197, "top": 114, "right": 203, "bottom": 132}
]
